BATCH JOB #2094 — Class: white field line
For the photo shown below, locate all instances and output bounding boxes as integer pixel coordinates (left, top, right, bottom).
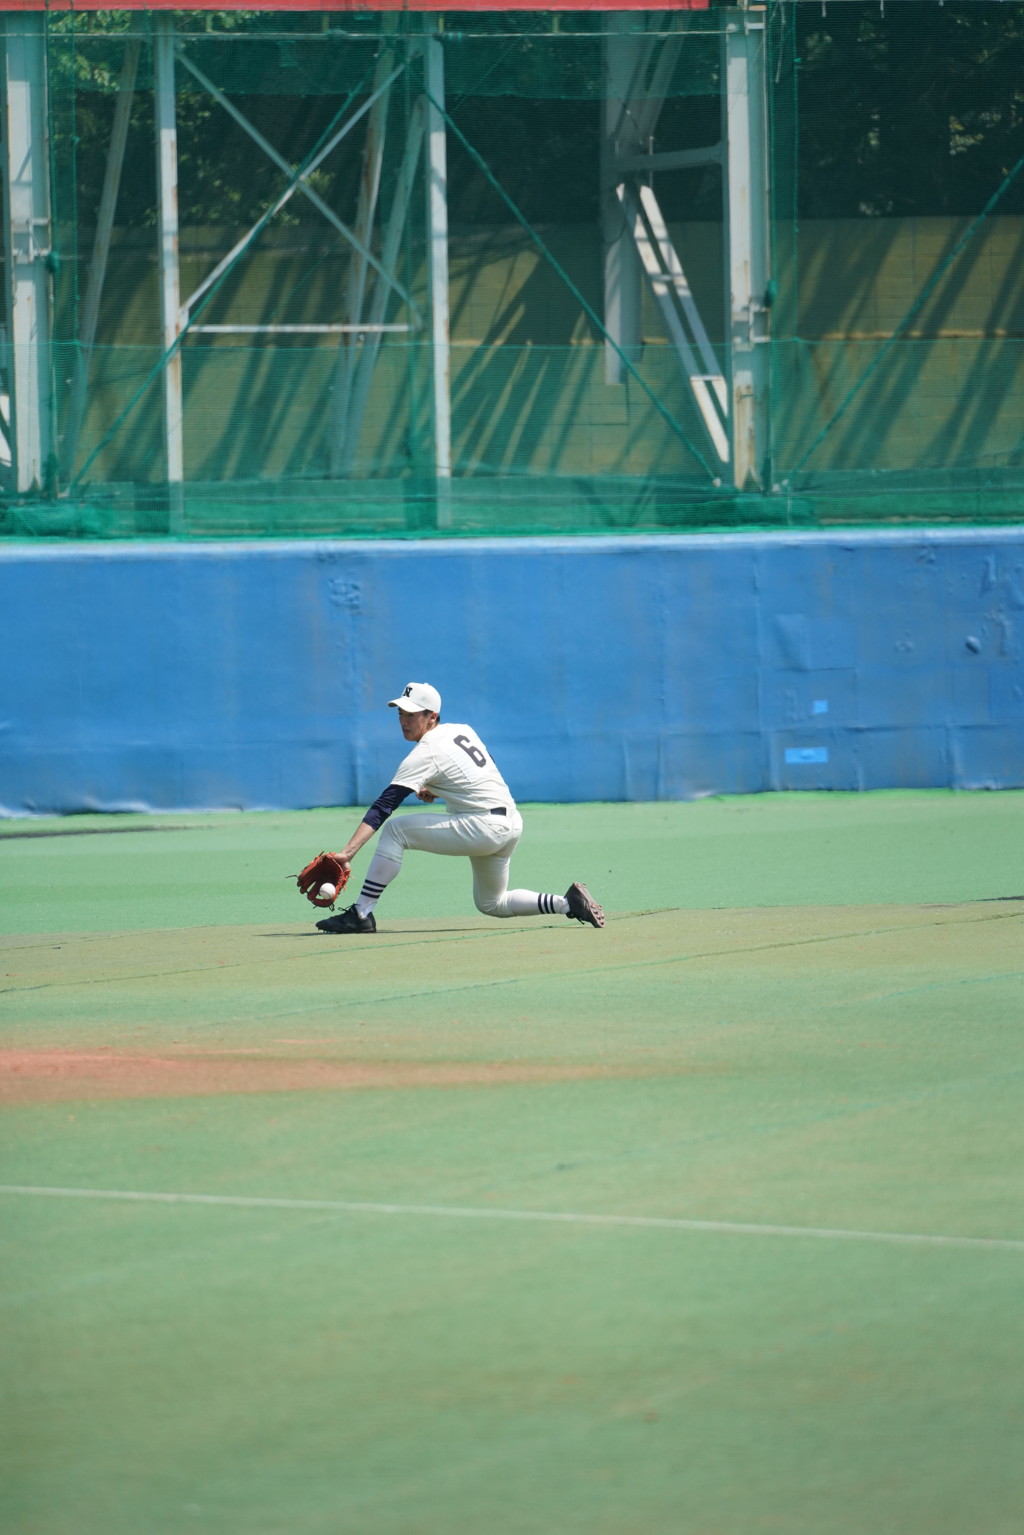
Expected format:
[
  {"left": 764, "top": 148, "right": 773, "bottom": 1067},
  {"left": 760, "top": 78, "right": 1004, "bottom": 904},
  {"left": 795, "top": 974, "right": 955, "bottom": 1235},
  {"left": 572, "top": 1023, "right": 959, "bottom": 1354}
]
[{"left": 1, "top": 1185, "right": 1022, "bottom": 1253}]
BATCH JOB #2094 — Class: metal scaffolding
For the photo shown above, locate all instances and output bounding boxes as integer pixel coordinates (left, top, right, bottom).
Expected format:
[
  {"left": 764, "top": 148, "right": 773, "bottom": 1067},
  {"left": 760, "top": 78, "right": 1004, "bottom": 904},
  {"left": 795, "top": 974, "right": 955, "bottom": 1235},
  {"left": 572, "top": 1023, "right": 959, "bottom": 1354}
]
[
  {"left": 0, "top": 9, "right": 771, "bottom": 509},
  {"left": 601, "top": 7, "right": 771, "bottom": 488}
]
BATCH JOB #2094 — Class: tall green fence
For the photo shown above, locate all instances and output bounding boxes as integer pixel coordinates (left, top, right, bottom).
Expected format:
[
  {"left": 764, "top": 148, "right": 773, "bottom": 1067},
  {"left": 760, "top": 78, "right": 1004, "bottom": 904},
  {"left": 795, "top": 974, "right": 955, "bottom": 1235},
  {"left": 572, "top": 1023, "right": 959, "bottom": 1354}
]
[{"left": 3, "top": 3, "right": 1023, "bottom": 538}]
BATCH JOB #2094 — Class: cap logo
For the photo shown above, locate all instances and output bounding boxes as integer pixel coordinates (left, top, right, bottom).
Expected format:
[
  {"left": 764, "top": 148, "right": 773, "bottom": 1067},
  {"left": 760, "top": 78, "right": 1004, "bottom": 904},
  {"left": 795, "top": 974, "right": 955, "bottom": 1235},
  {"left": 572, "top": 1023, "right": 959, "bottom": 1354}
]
[{"left": 403, "top": 685, "right": 413, "bottom": 697}]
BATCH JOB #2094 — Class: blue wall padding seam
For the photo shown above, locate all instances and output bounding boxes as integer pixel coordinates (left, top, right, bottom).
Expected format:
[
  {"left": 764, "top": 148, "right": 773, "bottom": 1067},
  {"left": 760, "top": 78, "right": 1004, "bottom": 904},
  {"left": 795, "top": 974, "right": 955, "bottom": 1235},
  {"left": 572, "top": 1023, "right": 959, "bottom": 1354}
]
[{"left": 1, "top": 529, "right": 1022, "bottom": 815}]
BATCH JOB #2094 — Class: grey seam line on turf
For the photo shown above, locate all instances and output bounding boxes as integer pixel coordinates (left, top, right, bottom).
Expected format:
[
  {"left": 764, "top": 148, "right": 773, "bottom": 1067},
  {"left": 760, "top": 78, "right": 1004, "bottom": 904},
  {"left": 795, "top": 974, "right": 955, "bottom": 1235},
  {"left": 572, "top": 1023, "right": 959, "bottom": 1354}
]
[
  {"left": 1, "top": 1185, "right": 1022, "bottom": 1253},
  {"left": 0, "top": 928, "right": 472, "bottom": 956},
  {"left": 823, "top": 968, "right": 1024, "bottom": 1008},
  {"left": 0, "top": 825, "right": 215, "bottom": 841},
  {"left": 1, "top": 896, "right": 1017, "bottom": 966},
  {"left": 6, "top": 904, "right": 1018, "bottom": 1005},
  {"left": 3, "top": 906, "right": 1021, "bottom": 1005},
  {"left": 13, "top": 951, "right": 1018, "bottom": 1048},
  {"left": 251, "top": 952, "right": 1024, "bottom": 1034},
  {"left": 0, "top": 921, "right": 573, "bottom": 995},
  {"left": 3, "top": 946, "right": 1020, "bottom": 1016},
  {"left": 0, "top": 913, "right": 613, "bottom": 988},
  {"left": 477, "top": 1058, "right": 1024, "bottom": 1194},
  {"left": 0, "top": 912, "right": 574, "bottom": 961}
]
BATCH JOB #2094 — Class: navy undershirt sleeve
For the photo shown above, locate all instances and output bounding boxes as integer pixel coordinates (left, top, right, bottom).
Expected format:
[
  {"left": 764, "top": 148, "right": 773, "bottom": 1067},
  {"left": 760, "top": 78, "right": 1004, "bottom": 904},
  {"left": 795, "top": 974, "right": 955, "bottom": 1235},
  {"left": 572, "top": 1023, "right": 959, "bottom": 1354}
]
[{"left": 361, "top": 782, "right": 414, "bottom": 832}]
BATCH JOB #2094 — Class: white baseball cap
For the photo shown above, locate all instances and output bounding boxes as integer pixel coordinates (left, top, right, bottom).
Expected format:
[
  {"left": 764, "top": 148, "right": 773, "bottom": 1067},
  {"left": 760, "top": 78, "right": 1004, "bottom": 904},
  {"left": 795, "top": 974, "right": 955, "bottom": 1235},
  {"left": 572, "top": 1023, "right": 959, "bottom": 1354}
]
[{"left": 388, "top": 681, "right": 442, "bottom": 714}]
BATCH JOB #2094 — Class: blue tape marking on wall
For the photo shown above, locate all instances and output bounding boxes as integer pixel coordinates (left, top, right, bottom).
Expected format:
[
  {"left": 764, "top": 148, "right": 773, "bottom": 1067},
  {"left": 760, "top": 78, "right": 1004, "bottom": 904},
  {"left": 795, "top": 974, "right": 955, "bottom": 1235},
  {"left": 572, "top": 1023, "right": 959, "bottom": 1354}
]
[
  {"left": 785, "top": 747, "right": 830, "bottom": 765},
  {"left": 1, "top": 528, "right": 1023, "bottom": 815}
]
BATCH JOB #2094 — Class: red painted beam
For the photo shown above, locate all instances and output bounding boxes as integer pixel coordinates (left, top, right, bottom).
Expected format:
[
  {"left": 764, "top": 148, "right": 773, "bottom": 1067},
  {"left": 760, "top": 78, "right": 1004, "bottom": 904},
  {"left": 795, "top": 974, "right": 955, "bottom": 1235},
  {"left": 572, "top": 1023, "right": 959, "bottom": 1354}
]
[{"left": 0, "top": 0, "right": 709, "bottom": 10}]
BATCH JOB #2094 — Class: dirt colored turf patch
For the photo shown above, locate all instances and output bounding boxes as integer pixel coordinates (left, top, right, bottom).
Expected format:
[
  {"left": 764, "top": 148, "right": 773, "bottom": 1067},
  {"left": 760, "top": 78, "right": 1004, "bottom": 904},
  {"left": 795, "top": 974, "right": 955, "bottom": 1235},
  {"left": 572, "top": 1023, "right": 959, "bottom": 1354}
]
[{"left": 0, "top": 1049, "right": 662, "bottom": 1104}]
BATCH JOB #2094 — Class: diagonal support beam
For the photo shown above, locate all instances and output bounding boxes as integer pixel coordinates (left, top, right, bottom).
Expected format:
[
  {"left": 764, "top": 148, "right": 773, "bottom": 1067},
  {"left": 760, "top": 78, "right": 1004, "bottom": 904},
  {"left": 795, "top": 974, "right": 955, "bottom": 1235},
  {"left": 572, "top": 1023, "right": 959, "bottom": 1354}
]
[
  {"left": 336, "top": 99, "right": 425, "bottom": 478},
  {"left": 330, "top": 20, "right": 397, "bottom": 476},
  {"left": 181, "top": 60, "right": 413, "bottom": 321},
  {"left": 619, "top": 184, "right": 729, "bottom": 465},
  {"left": 602, "top": 17, "right": 702, "bottom": 393},
  {"left": 631, "top": 28, "right": 683, "bottom": 145},
  {"left": 60, "top": 37, "right": 139, "bottom": 482},
  {"left": 638, "top": 184, "right": 725, "bottom": 407},
  {"left": 601, "top": 17, "right": 651, "bottom": 385},
  {"left": 344, "top": 22, "right": 397, "bottom": 330}
]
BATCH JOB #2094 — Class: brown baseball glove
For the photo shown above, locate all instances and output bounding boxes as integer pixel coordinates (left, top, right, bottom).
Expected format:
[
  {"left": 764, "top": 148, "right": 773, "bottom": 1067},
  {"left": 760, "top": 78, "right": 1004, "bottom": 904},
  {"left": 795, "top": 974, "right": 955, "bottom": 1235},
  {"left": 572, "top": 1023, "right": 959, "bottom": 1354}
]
[{"left": 295, "top": 851, "right": 350, "bottom": 909}]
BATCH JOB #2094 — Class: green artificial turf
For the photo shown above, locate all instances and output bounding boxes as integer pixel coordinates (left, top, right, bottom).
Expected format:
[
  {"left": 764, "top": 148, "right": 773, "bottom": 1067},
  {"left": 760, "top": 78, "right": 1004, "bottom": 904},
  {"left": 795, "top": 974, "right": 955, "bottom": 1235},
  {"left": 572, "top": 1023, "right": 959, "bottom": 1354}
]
[
  {"left": 2, "top": 793, "right": 1023, "bottom": 1535},
  {"left": 1, "top": 788, "right": 1023, "bottom": 934}
]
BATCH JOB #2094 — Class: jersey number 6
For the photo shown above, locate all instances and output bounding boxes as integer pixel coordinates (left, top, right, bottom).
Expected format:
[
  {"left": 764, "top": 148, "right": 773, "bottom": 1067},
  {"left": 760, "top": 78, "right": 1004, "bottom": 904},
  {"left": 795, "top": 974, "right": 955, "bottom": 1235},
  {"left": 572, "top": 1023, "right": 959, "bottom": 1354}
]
[{"left": 454, "top": 734, "right": 487, "bottom": 768}]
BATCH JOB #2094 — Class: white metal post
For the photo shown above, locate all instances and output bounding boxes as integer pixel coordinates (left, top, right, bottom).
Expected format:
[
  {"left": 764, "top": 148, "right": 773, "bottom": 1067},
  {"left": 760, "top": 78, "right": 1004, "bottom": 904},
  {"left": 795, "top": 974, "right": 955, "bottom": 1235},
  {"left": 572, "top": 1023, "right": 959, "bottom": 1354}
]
[
  {"left": 1, "top": 14, "right": 54, "bottom": 493},
  {"left": 602, "top": 14, "right": 646, "bottom": 385},
  {"left": 423, "top": 31, "right": 451, "bottom": 526},
  {"left": 154, "top": 15, "right": 184, "bottom": 523},
  {"left": 723, "top": 8, "right": 771, "bottom": 490}
]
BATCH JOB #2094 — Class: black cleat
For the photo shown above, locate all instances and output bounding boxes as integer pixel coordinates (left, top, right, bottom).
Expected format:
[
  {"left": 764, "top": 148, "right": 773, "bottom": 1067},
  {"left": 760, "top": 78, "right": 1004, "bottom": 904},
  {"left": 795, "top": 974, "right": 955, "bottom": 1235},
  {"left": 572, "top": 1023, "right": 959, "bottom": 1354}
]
[
  {"left": 316, "top": 905, "right": 377, "bottom": 935},
  {"left": 564, "top": 882, "right": 605, "bottom": 928}
]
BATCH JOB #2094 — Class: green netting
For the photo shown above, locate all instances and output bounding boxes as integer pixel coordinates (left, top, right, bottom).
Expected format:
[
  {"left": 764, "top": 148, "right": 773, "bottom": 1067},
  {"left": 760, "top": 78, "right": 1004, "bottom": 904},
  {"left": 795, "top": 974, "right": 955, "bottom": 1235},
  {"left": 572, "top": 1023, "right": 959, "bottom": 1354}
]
[
  {"left": 52, "top": 14, "right": 723, "bottom": 101},
  {"left": 765, "top": 0, "right": 1024, "bottom": 521},
  {"left": 4, "top": 4, "right": 1024, "bottom": 538}
]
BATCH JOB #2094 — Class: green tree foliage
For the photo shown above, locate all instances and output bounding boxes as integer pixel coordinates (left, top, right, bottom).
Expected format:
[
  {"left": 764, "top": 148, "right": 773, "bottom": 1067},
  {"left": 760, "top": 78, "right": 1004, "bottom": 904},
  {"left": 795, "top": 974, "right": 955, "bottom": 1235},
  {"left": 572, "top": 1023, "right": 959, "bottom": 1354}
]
[
  {"left": 47, "top": 4, "right": 1024, "bottom": 237},
  {"left": 796, "top": 1, "right": 1024, "bottom": 217}
]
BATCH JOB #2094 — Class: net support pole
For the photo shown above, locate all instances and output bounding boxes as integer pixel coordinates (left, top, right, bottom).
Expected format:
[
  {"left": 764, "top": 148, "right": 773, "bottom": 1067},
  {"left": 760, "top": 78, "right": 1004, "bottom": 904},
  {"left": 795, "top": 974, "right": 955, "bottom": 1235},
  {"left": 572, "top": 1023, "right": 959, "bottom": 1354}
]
[
  {"left": 1, "top": 14, "right": 54, "bottom": 494},
  {"left": 601, "top": 14, "right": 646, "bottom": 386},
  {"left": 723, "top": 8, "right": 771, "bottom": 491},
  {"left": 154, "top": 15, "right": 184, "bottom": 529},
  {"left": 423, "top": 31, "right": 451, "bottom": 528}
]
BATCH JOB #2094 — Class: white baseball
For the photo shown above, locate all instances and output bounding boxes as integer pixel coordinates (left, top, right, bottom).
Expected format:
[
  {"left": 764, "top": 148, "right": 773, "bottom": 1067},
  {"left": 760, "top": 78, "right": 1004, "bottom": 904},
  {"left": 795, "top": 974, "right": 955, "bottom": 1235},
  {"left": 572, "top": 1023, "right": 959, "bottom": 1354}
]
[{"left": 318, "top": 882, "right": 337, "bottom": 902}]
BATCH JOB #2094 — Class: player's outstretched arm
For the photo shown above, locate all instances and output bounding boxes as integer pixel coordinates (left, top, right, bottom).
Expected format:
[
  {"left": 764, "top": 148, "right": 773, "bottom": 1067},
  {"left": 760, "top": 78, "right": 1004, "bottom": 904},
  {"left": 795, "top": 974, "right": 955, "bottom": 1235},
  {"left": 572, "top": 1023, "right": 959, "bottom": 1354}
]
[
  {"left": 332, "top": 782, "right": 416, "bottom": 877},
  {"left": 331, "top": 818, "right": 376, "bottom": 880}
]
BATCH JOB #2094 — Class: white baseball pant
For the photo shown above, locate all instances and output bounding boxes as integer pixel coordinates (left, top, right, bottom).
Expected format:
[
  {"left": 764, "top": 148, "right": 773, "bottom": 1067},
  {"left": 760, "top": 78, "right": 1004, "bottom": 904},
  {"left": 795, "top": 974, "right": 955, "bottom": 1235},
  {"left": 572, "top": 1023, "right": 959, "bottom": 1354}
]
[{"left": 370, "top": 808, "right": 548, "bottom": 918}]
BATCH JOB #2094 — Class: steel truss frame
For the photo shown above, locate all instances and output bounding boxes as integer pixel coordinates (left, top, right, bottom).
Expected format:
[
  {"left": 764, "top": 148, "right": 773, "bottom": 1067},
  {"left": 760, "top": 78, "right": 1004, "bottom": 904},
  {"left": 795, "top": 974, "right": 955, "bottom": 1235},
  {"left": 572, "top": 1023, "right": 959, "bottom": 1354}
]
[
  {"left": 0, "top": 10, "right": 770, "bottom": 505},
  {"left": 153, "top": 16, "right": 431, "bottom": 523},
  {"left": 0, "top": 15, "right": 445, "bottom": 517},
  {"left": 602, "top": 6, "right": 771, "bottom": 487}
]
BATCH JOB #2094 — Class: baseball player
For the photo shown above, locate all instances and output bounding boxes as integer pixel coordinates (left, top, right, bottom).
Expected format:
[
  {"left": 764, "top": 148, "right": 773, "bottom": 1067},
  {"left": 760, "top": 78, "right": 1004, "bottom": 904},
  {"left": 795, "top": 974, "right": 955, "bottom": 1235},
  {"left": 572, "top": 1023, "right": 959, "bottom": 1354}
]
[{"left": 316, "top": 681, "right": 605, "bottom": 934}]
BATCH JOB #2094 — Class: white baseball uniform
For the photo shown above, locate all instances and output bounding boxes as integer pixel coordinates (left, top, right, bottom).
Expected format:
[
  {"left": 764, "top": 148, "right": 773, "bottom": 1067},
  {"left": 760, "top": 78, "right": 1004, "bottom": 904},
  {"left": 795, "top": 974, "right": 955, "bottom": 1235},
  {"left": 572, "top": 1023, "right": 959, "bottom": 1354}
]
[
  {"left": 391, "top": 721, "right": 515, "bottom": 813},
  {"left": 343, "top": 716, "right": 580, "bottom": 920},
  {"left": 321, "top": 683, "right": 603, "bottom": 931},
  {"left": 375, "top": 722, "right": 536, "bottom": 917}
]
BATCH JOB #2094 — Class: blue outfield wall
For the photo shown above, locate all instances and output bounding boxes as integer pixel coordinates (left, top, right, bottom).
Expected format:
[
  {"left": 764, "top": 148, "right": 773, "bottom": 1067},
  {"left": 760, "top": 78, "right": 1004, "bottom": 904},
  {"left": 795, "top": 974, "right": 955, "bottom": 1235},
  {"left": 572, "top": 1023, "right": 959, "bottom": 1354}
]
[{"left": 1, "top": 529, "right": 1023, "bottom": 816}]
